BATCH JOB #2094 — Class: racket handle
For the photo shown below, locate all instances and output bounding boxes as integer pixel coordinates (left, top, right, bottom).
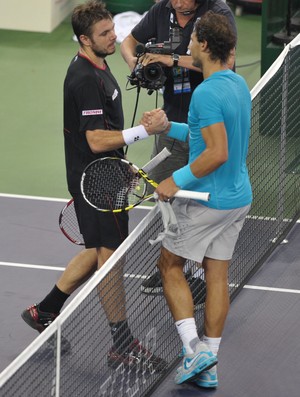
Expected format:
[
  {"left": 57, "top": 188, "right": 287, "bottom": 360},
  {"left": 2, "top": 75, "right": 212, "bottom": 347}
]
[
  {"left": 174, "top": 190, "right": 210, "bottom": 201},
  {"left": 175, "top": 190, "right": 210, "bottom": 201},
  {"left": 153, "top": 190, "right": 210, "bottom": 201},
  {"left": 142, "top": 147, "right": 171, "bottom": 173}
]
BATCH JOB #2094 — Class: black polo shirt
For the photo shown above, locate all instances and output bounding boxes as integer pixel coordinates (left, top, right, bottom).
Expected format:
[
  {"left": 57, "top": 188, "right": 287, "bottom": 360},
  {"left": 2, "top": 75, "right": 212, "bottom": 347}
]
[
  {"left": 63, "top": 53, "right": 124, "bottom": 194},
  {"left": 131, "top": 0, "right": 236, "bottom": 123}
]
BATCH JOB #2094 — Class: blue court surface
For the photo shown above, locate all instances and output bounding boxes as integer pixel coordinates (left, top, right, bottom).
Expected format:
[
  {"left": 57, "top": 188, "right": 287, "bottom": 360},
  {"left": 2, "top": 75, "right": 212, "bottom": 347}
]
[{"left": 0, "top": 194, "right": 299, "bottom": 396}]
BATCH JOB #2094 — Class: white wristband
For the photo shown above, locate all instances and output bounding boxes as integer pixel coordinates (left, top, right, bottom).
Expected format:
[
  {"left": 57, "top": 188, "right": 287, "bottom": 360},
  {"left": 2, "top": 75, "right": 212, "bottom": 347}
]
[{"left": 122, "top": 125, "right": 149, "bottom": 145}]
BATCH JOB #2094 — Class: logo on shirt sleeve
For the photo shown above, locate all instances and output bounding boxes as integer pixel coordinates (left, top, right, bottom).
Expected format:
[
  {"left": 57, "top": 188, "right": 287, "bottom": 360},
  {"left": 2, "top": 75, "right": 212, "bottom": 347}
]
[
  {"left": 82, "top": 109, "right": 103, "bottom": 116},
  {"left": 112, "top": 89, "right": 119, "bottom": 101}
]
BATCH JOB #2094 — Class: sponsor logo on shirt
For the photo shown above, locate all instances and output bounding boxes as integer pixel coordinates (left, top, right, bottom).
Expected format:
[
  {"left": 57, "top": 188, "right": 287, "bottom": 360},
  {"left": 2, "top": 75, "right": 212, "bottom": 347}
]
[
  {"left": 82, "top": 109, "right": 103, "bottom": 116},
  {"left": 112, "top": 89, "right": 118, "bottom": 101}
]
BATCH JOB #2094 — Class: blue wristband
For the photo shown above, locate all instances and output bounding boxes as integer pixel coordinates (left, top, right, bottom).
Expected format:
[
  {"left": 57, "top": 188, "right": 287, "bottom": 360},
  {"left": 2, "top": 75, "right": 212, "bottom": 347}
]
[
  {"left": 167, "top": 122, "right": 189, "bottom": 142},
  {"left": 173, "top": 164, "right": 199, "bottom": 189}
]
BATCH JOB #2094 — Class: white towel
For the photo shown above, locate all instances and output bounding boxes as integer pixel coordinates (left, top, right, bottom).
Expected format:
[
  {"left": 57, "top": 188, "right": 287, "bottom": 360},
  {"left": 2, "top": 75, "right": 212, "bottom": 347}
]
[{"left": 149, "top": 195, "right": 179, "bottom": 245}]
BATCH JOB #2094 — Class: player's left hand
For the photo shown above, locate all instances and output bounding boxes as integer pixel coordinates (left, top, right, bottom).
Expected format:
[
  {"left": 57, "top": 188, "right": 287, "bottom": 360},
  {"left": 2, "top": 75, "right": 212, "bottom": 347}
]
[{"left": 155, "top": 177, "right": 179, "bottom": 201}]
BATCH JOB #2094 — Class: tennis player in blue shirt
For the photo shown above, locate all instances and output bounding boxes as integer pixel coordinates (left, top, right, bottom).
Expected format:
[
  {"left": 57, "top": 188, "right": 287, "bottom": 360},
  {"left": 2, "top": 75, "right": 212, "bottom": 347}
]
[{"left": 150, "top": 11, "right": 252, "bottom": 388}]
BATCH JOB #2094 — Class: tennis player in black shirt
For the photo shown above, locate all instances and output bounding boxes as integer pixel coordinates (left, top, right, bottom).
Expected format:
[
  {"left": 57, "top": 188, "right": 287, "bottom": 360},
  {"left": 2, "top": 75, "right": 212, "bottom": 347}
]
[{"left": 21, "top": 0, "right": 167, "bottom": 372}]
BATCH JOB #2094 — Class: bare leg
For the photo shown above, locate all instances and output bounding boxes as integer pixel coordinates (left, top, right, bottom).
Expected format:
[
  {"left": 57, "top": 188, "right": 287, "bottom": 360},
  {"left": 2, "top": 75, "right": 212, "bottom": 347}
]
[
  {"left": 158, "top": 246, "right": 193, "bottom": 321},
  {"left": 57, "top": 246, "right": 127, "bottom": 323},
  {"left": 202, "top": 257, "right": 230, "bottom": 337},
  {"left": 57, "top": 248, "right": 97, "bottom": 294},
  {"left": 97, "top": 247, "right": 127, "bottom": 324}
]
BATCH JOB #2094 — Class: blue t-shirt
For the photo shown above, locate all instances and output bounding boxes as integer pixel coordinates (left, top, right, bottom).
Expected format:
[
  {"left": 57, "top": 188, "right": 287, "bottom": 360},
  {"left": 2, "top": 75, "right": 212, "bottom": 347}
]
[{"left": 174, "top": 69, "right": 252, "bottom": 210}]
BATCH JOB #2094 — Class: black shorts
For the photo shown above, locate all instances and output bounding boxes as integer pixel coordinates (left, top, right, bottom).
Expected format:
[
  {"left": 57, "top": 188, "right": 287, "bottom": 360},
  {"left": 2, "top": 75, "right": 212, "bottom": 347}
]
[{"left": 73, "top": 193, "right": 128, "bottom": 249}]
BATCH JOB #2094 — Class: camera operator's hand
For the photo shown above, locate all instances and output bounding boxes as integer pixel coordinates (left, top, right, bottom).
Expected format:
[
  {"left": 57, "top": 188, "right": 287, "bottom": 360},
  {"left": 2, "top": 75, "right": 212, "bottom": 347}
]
[
  {"left": 128, "top": 56, "right": 138, "bottom": 72},
  {"left": 140, "top": 108, "right": 169, "bottom": 135},
  {"left": 141, "top": 53, "right": 173, "bottom": 68},
  {"left": 141, "top": 52, "right": 204, "bottom": 72}
]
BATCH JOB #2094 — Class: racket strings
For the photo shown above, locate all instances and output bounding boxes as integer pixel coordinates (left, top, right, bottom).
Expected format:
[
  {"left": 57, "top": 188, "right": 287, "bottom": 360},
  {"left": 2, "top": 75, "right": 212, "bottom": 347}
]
[
  {"left": 59, "top": 200, "right": 84, "bottom": 245},
  {"left": 82, "top": 159, "right": 147, "bottom": 210}
]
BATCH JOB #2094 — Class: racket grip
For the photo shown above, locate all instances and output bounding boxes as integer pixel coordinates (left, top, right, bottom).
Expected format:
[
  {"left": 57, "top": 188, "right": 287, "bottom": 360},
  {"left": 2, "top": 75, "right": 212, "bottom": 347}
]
[
  {"left": 174, "top": 190, "right": 210, "bottom": 202},
  {"left": 142, "top": 147, "right": 171, "bottom": 173}
]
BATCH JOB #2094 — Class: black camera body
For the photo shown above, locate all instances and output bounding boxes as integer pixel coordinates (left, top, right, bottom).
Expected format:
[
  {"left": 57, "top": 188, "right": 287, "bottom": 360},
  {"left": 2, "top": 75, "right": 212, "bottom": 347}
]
[{"left": 128, "top": 27, "right": 182, "bottom": 94}]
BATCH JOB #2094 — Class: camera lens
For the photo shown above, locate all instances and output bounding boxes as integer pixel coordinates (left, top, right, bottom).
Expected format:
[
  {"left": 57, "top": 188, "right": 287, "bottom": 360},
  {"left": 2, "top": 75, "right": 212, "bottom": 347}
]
[{"left": 144, "top": 63, "right": 163, "bottom": 81}]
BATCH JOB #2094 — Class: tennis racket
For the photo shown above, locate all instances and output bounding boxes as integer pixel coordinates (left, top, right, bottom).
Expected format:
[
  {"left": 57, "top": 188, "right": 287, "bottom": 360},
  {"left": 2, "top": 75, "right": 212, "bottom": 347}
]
[
  {"left": 81, "top": 156, "right": 210, "bottom": 213},
  {"left": 59, "top": 198, "right": 84, "bottom": 245},
  {"left": 59, "top": 147, "right": 172, "bottom": 243}
]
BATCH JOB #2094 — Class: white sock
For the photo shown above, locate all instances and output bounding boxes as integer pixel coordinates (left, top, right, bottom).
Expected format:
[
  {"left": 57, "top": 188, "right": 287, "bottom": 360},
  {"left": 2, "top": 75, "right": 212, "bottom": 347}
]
[
  {"left": 202, "top": 335, "right": 221, "bottom": 356},
  {"left": 175, "top": 318, "right": 200, "bottom": 354}
]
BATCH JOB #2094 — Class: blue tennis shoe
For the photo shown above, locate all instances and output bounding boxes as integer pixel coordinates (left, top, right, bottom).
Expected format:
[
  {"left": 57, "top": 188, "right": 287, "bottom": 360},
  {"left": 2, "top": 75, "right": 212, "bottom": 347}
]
[
  {"left": 174, "top": 341, "right": 218, "bottom": 384},
  {"left": 193, "top": 365, "right": 218, "bottom": 388}
]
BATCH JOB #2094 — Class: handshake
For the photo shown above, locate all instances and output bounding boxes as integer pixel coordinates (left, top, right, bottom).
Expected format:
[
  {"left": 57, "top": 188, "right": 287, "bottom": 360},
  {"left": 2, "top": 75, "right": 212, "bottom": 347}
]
[{"left": 140, "top": 108, "right": 170, "bottom": 136}]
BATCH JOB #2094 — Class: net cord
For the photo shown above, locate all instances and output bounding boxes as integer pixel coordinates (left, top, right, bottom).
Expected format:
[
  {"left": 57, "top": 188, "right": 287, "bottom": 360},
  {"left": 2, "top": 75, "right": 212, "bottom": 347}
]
[{"left": 251, "top": 33, "right": 300, "bottom": 101}]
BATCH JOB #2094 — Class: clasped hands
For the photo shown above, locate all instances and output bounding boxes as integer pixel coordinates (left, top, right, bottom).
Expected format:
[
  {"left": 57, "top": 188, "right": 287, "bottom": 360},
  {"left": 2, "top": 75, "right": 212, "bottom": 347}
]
[
  {"left": 140, "top": 109, "right": 179, "bottom": 201},
  {"left": 140, "top": 108, "right": 170, "bottom": 135}
]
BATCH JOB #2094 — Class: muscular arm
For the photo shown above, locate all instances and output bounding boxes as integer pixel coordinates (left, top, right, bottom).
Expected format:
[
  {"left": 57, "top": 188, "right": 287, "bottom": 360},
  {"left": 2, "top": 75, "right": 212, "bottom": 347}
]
[
  {"left": 141, "top": 52, "right": 202, "bottom": 72},
  {"left": 190, "top": 122, "right": 228, "bottom": 178},
  {"left": 120, "top": 34, "right": 202, "bottom": 73},
  {"left": 155, "top": 122, "right": 228, "bottom": 200},
  {"left": 86, "top": 108, "right": 168, "bottom": 153},
  {"left": 86, "top": 129, "right": 126, "bottom": 153}
]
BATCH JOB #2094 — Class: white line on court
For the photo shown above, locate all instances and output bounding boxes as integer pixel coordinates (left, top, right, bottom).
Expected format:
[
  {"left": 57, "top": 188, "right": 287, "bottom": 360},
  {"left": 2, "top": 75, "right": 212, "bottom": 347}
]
[
  {"left": 0, "top": 261, "right": 149, "bottom": 279},
  {"left": 1, "top": 261, "right": 300, "bottom": 294},
  {"left": 243, "top": 285, "right": 300, "bottom": 294},
  {"left": 0, "top": 261, "right": 65, "bottom": 272},
  {"left": 0, "top": 193, "right": 298, "bottom": 221},
  {"left": 1, "top": 194, "right": 299, "bottom": 288},
  {"left": 0, "top": 193, "right": 69, "bottom": 202},
  {"left": 0, "top": 193, "right": 152, "bottom": 211}
]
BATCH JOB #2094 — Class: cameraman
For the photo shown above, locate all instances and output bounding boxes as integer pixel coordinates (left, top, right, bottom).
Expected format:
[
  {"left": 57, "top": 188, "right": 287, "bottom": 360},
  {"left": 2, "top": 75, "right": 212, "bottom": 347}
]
[
  {"left": 120, "top": 0, "right": 236, "bottom": 297},
  {"left": 120, "top": 1, "right": 236, "bottom": 181}
]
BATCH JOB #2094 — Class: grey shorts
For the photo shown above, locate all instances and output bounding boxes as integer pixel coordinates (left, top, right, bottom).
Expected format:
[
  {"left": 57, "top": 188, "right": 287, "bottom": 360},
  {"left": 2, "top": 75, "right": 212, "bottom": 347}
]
[{"left": 162, "top": 199, "right": 251, "bottom": 263}]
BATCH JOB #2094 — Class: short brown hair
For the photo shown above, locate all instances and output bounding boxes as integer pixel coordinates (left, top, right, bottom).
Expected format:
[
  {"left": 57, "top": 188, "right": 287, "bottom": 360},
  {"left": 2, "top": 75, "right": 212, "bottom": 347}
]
[
  {"left": 72, "top": 1, "right": 112, "bottom": 44},
  {"left": 194, "top": 11, "right": 236, "bottom": 64}
]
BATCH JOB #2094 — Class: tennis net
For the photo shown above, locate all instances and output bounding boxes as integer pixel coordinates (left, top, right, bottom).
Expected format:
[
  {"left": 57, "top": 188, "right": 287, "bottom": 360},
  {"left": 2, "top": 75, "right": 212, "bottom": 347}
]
[{"left": 1, "top": 34, "right": 300, "bottom": 397}]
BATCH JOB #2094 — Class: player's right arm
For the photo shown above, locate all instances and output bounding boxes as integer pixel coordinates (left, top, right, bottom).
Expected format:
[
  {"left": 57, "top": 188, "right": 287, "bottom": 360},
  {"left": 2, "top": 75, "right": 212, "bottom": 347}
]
[{"left": 86, "top": 109, "right": 168, "bottom": 153}]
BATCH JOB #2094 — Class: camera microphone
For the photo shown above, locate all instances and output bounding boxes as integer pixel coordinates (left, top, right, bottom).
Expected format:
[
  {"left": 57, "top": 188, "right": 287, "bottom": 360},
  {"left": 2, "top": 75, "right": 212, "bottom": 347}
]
[{"left": 135, "top": 43, "right": 145, "bottom": 57}]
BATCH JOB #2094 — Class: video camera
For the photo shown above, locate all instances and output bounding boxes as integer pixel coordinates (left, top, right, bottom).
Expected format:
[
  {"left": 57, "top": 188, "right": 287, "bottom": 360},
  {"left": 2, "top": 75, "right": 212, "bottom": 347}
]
[{"left": 128, "top": 27, "right": 182, "bottom": 94}]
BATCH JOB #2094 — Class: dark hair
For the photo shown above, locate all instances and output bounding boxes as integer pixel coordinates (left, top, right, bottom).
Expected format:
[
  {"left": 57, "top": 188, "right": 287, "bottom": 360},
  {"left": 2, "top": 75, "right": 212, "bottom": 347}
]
[
  {"left": 72, "top": 1, "right": 112, "bottom": 44},
  {"left": 194, "top": 11, "right": 236, "bottom": 64}
]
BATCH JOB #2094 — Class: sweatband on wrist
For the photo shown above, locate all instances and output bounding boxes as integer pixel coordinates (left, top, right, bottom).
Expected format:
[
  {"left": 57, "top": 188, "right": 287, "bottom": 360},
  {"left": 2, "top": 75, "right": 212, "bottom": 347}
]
[
  {"left": 122, "top": 125, "right": 149, "bottom": 145},
  {"left": 166, "top": 122, "right": 189, "bottom": 142},
  {"left": 173, "top": 164, "right": 199, "bottom": 189}
]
